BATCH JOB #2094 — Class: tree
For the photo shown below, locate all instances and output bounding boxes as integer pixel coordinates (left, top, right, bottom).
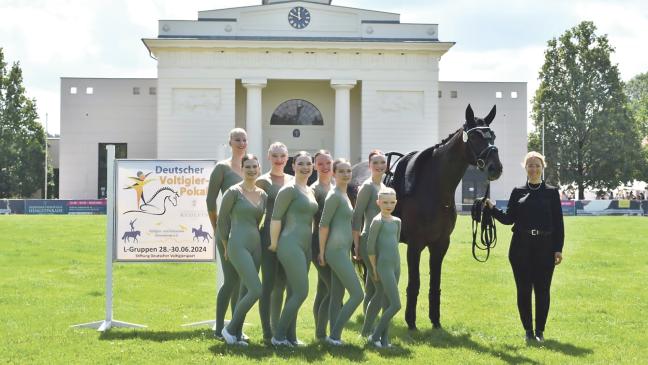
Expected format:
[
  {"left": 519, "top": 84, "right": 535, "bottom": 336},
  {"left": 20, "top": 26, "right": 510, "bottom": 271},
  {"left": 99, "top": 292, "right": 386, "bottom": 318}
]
[
  {"left": 626, "top": 72, "right": 648, "bottom": 135},
  {"left": 625, "top": 72, "right": 648, "bottom": 181},
  {"left": 0, "top": 47, "right": 47, "bottom": 198},
  {"left": 530, "top": 21, "right": 643, "bottom": 199}
]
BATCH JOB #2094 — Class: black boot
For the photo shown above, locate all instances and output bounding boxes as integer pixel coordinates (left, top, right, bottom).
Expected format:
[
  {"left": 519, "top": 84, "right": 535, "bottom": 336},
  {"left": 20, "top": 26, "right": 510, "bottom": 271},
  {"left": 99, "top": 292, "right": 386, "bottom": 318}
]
[
  {"left": 535, "top": 330, "right": 544, "bottom": 342},
  {"left": 525, "top": 330, "right": 535, "bottom": 342}
]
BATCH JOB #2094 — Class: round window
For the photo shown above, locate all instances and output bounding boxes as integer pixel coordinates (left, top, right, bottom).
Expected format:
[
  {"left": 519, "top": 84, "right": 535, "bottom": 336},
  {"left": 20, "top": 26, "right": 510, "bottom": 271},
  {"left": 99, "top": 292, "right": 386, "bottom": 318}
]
[{"left": 270, "top": 99, "right": 323, "bottom": 126}]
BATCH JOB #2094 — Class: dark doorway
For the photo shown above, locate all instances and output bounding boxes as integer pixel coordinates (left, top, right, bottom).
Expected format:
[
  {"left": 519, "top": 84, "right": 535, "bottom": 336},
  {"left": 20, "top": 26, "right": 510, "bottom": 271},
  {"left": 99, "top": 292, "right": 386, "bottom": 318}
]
[{"left": 98, "top": 143, "right": 127, "bottom": 198}]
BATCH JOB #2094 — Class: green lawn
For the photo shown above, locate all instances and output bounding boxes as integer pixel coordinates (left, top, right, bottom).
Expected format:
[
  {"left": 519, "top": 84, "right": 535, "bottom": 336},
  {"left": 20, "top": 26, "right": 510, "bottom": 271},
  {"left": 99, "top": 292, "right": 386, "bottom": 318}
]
[{"left": 1, "top": 215, "right": 647, "bottom": 364}]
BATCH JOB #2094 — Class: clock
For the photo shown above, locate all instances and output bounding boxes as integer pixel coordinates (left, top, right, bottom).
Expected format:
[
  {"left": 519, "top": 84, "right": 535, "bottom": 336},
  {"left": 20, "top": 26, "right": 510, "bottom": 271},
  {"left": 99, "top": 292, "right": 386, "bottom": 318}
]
[{"left": 288, "top": 6, "right": 311, "bottom": 29}]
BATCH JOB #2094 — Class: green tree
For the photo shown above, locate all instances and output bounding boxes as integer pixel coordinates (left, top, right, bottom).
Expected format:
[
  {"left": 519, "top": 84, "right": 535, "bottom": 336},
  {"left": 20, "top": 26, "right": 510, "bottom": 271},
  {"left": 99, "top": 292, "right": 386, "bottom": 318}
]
[
  {"left": 625, "top": 72, "right": 648, "bottom": 181},
  {"left": 530, "top": 21, "right": 643, "bottom": 199},
  {"left": 0, "top": 48, "right": 47, "bottom": 198},
  {"left": 626, "top": 72, "right": 648, "bottom": 135}
]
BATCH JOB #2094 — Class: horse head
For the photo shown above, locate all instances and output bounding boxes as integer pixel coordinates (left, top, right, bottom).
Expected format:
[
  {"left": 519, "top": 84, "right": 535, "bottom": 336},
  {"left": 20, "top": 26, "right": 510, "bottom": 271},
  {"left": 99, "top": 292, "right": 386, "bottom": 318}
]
[
  {"left": 170, "top": 191, "right": 180, "bottom": 206},
  {"left": 463, "top": 104, "right": 503, "bottom": 181}
]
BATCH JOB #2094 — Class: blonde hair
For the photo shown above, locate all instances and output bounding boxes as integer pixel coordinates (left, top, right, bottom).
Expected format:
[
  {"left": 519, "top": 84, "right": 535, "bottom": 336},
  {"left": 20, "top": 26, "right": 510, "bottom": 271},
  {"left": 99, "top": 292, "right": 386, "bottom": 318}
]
[
  {"left": 268, "top": 141, "right": 288, "bottom": 154},
  {"left": 229, "top": 128, "right": 247, "bottom": 140},
  {"left": 378, "top": 187, "right": 397, "bottom": 199},
  {"left": 523, "top": 151, "right": 546, "bottom": 168}
]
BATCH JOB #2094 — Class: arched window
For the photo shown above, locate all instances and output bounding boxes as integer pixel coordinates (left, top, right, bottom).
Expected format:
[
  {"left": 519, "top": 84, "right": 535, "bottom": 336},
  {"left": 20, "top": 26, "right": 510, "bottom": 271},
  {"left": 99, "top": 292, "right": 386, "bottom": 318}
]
[{"left": 270, "top": 99, "right": 323, "bottom": 126}]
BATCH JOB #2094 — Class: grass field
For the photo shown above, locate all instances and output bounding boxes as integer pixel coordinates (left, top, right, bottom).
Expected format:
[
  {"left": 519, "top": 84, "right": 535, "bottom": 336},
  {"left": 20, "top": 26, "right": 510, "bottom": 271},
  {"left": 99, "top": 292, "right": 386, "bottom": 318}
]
[{"left": 1, "top": 215, "right": 647, "bottom": 364}]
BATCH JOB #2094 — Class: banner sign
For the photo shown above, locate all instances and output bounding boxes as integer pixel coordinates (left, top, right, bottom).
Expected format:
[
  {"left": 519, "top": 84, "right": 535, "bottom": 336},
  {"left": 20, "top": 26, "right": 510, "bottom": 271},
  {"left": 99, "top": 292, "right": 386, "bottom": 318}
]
[
  {"left": 560, "top": 200, "right": 576, "bottom": 216},
  {"left": 0, "top": 199, "right": 25, "bottom": 214},
  {"left": 25, "top": 200, "right": 68, "bottom": 214},
  {"left": 68, "top": 200, "right": 107, "bottom": 214},
  {"left": 114, "top": 160, "right": 216, "bottom": 262},
  {"left": 575, "top": 200, "right": 644, "bottom": 216}
]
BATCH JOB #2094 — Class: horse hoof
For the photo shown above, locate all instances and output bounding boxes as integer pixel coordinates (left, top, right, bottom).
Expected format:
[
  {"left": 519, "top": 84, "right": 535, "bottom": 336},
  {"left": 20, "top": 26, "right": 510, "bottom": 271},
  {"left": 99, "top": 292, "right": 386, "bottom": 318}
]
[
  {"left": 432, "top": 322, "right": 442, "bottom": 329},
  {"left": 407, "top": 325, "right": 418, "bottom": 332}
]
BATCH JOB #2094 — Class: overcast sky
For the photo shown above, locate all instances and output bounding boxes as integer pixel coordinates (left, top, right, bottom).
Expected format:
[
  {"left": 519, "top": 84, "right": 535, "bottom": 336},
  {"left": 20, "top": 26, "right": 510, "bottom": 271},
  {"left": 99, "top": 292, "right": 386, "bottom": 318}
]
[{"left": 1, "top": 0, "right": 646, "bottom": 135}]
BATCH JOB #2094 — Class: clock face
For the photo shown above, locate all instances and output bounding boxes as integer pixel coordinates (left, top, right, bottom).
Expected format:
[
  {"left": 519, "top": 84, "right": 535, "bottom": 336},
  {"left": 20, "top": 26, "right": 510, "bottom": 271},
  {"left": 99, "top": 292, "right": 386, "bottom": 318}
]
[{"left": 288, "top": 6, "right": 311, "bottom": 29}]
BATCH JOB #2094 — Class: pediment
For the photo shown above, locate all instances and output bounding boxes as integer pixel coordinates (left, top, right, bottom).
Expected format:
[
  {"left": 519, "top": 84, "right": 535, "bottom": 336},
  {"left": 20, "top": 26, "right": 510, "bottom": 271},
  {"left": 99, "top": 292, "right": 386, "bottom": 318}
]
[{"left": 197, "top": 1, "right": 399, "bottom": 25}]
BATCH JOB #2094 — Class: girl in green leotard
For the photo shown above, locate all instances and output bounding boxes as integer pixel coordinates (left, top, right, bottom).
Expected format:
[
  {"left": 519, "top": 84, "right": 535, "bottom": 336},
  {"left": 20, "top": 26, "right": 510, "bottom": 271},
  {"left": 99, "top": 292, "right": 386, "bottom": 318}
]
[
  {"left": 352, "top": 150, "right": 387, "bottom": 336},
  {"left": 310, "top": 150, "right": 334, "bottom": 340},
  {"left": 366, "top": 187, "right": 401, "bottom": 348},
  {"left": 256, "top": 142, "right": 293, "bottom": 342},
  {"left": 219, "top": 154, "right": 268, "bottom": 346},
  {"left": 206, "top": 128, "right": 246, "bottom": 338},
  {"left": 319, "top": 159, "right": 363, "bottom": 346},
  {"left": 269, "top": 151, "right": 318, "bottom": 347}
]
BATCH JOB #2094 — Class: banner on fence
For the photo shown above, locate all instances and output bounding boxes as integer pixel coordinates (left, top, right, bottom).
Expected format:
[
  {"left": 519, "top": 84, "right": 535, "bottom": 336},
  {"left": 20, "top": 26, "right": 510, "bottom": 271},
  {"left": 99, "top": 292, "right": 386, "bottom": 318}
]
[
  {"left": 575, "top": 200, "right": 644, "bottom": 216},
  {"left": 68, "top": 200, "right": 107, "bottom": 214},
  {"left": 561, "top": 200, "right": 576, "bottom": 216},
  {"left": 114, "top": 160, "right": 216, "bottom": 262}
]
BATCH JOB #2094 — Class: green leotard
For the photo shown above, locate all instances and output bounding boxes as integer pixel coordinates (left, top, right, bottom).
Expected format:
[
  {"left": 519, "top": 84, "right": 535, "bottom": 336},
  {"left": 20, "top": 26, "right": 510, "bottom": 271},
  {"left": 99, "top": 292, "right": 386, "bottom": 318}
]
[
  {"left": 218, "top": 186, "right": 267, "bottom": 340},
  {"left": 311, "top": 180, "right": 333, "bottom": 339},
  {"left": 272, "top": 184, "right": 318, "bottom": 342},
  {"left": 206, "top": 161, "right": 243, "bottom": 335},
  {"left": 320, "top": 187, "right": 363, "bottom": 341},
  {"left": 366, "top": 215, "right": 402, "bottom": 347},
  {"left": 256, "top": 173, "right": 292, "bottom": 340},
  {"left": 352, "top": 179, "right": 385, "bottom": 329}
]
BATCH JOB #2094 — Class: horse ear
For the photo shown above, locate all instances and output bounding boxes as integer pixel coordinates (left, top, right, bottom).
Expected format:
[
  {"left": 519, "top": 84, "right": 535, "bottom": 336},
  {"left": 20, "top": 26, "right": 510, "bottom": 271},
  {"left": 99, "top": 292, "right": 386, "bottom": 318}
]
[
  {"left": 465, "top": 104, "right": 475, "bottom": 125},
  {"left": 484, "top": 105, "right": 496, "bottom": 125}
]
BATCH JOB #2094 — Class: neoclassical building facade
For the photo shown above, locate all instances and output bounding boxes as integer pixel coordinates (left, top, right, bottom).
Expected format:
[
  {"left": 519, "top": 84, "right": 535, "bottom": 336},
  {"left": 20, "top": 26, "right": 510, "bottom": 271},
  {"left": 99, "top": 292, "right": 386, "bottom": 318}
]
[{"left": 60, "top": 0, "right": 527, "bottom": 203}]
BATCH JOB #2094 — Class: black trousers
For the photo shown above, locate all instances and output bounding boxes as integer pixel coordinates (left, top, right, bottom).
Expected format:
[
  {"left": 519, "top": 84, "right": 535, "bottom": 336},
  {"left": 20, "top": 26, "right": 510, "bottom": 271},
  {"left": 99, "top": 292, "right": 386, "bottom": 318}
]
[{"left": 509, "top": 232, "right": 555, "bottom": 332}]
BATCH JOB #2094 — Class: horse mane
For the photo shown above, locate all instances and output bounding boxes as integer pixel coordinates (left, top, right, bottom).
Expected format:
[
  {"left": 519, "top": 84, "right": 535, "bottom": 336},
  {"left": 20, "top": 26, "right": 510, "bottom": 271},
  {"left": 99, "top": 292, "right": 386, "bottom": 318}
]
[
  {"left": 152, "top": 186, "right": 174, "bottom": 195},
  {"left": 427, "top": 128, "right": 462, "bottom": 156}
]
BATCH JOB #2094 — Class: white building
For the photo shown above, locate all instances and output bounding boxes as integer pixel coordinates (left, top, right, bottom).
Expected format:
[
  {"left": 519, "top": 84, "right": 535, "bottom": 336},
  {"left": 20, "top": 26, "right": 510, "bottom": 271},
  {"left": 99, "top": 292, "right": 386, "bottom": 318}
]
[{"left": 59, "top": 0, "right": 526, "bottom": 203}]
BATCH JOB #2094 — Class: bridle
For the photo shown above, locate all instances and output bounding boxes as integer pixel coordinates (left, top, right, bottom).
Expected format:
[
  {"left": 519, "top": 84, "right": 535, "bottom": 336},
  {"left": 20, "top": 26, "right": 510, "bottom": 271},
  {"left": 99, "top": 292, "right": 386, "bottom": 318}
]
[
  {"left": 464, "top": 125, "right": 499, "bottom": 262},
  {"left": 463, "top": 125, "right": 498, "bottom": 170}
]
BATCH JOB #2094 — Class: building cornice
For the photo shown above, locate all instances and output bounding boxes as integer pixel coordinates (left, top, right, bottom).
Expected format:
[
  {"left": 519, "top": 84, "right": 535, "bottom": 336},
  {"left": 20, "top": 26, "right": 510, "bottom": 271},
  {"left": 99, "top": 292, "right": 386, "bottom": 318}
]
[{"left": 143, "top": 38, "right": 454, "bottom": 56}]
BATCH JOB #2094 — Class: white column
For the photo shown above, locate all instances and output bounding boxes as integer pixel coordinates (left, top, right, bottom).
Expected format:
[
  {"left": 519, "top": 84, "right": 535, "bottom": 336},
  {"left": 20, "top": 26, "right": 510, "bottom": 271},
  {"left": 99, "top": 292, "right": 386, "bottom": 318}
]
[
  {"left": 242, "top": 78, "right": 267, "bottom": 159},
  {"left": 331, "top": 80, "right": 356, "bottom": 159}
]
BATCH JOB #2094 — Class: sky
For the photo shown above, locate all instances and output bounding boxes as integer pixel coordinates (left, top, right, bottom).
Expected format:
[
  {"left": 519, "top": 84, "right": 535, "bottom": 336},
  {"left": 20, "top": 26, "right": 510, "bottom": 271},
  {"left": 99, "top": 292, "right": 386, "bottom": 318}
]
[{"left": 1, "top": 0, "right": 646, "bottom": 135}]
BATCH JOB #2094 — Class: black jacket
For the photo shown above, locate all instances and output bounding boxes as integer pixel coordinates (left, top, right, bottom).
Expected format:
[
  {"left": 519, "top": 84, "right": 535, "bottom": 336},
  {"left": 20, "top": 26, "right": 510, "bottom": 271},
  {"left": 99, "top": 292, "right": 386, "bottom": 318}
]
[{"left": 491, "top": 182, "right": 565, "bottom": 253}]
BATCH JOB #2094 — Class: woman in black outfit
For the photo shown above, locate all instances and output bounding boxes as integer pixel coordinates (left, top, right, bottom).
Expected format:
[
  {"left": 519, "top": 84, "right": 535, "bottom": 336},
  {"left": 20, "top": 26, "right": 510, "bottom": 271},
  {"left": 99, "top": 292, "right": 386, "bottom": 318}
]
[{"left": 486, "top": 151, "right": 564, "bottom": 342}]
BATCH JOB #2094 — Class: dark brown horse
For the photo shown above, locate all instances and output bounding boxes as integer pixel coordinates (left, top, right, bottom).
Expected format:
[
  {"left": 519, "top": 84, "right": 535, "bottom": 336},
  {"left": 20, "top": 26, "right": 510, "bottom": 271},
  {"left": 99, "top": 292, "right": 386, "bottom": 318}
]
[{"left": 350, "top": 104, "right": 503, "bottom": 330}]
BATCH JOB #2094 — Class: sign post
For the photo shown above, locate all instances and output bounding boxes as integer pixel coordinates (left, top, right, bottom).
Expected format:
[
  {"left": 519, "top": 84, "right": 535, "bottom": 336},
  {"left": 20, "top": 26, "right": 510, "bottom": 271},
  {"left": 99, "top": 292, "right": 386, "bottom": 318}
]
[{"left": 72, "top": 145, "right": 146, "bottom": 331}]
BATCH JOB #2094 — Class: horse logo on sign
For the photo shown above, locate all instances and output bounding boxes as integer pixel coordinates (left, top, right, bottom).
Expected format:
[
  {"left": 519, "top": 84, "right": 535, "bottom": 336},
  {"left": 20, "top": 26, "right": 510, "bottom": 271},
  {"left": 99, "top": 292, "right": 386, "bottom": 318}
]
[{"left": 121, "top": 219, "right": 141, "bottom": 242}]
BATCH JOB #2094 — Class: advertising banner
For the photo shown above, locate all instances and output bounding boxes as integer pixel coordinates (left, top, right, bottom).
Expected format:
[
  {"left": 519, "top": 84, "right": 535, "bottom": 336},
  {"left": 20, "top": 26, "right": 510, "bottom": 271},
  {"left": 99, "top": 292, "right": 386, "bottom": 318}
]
[
  {"left": 575, "top": 200, "right": 644, "bottom": 216},
  {"left": 560, "top": 200, "right": 576, "bottom": 216},
  {"left": 25, "top": 200, "right": 68, "bottom": 214},
  {"left": 68, "top": 200, "right": 107, "bottom": 214},
  {"left": 114, "top": 160, "right": 216, "bottom": 262}
]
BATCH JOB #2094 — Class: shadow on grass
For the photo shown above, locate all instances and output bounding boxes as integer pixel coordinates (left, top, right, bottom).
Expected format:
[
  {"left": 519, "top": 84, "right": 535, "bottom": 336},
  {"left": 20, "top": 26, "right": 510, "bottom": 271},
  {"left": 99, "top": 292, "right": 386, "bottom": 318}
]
[
  {"left": 399, "top": 326, "right": 541, "bottom": 365},
  {"left": 208, "top": 341, "right": 372, "bottom": 362},
  {"left": 528, "top": 339, "right": 593, "bottom": 356},
  {"left": 98, "top": 329, "right": 210, "bottom": 342}
]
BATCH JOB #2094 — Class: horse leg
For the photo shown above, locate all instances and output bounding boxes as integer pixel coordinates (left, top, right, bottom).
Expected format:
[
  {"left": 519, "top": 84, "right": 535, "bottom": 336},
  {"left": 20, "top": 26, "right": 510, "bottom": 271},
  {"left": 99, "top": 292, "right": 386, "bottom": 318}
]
[
  {"left": 428, "top": 243, "right": 448, "bottom": 329},
  {"left": 405, "top": 244, "right": 423, "bottom": 330}
]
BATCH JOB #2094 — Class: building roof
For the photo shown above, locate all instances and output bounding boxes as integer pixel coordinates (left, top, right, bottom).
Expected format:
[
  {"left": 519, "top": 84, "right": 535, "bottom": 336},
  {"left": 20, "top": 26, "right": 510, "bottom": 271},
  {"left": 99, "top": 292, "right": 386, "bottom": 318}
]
[{"left": 145, "top": 2, "right": 450, "bottom": 54}]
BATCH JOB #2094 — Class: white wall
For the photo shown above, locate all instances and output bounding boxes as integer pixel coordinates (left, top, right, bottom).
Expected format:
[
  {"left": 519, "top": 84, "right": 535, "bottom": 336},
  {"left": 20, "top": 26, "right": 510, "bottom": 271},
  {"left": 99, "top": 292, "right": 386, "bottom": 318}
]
[
  {"left": 156, "top": 51, "right": 236, "bottom": 161},
  {"left": 438, "top": 81, "right": 527, "bottom": 201},
  {"left": 361, "top": 75, "right": 439, "bottom": 161},
  {"left": 59, "top": 78, "right": 157, "bottom": 199}
]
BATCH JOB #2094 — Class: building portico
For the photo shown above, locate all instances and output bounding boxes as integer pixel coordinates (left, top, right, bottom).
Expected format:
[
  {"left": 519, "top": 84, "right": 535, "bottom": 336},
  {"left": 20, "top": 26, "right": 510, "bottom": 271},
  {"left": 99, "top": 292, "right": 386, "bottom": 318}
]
[{"left": 144, "top": 0, "right": 452, "bottom": 163}]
